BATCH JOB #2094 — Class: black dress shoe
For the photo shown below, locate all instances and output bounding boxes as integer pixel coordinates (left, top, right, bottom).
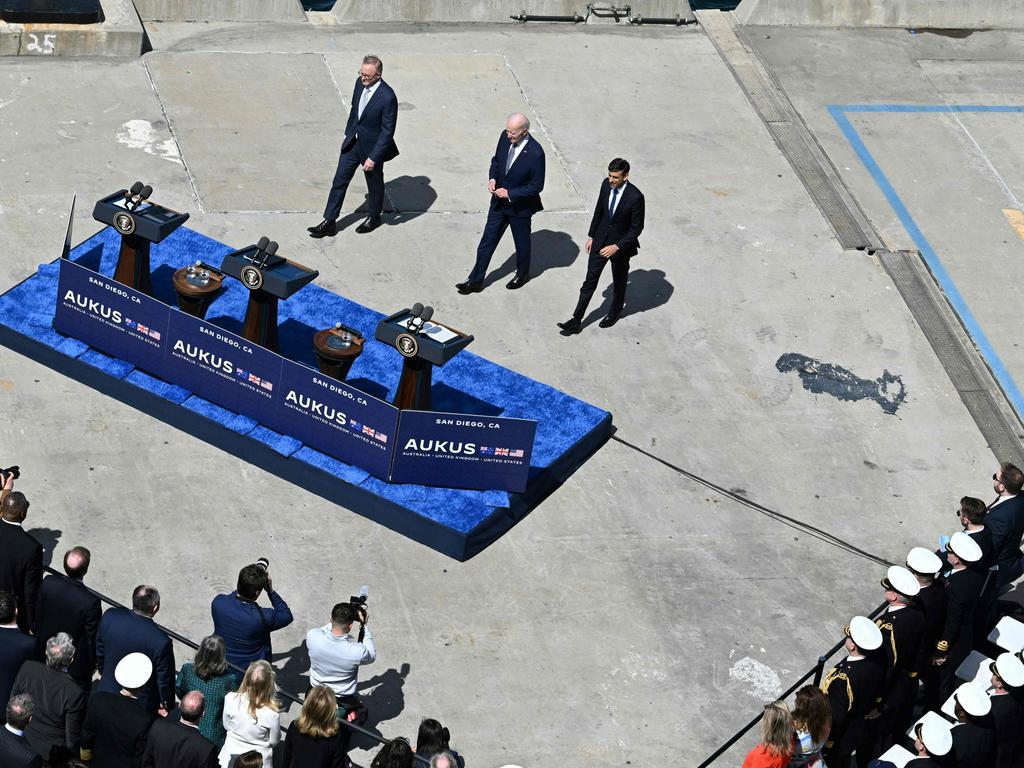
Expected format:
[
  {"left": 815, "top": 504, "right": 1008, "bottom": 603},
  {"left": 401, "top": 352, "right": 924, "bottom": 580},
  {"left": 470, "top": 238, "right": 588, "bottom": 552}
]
[
  {"left": 557, "top": 318, "right": 582, "bottom": 335},
  {"left": 308, "top": 220, "right": 337, "bottom": 238},
  {"left": 355, "top": 217, "right": 383, "bottom": 234},
  {"left": 506, "top": 274, "right": 530, "bottom": 290},
  {"left": 598, "top": 313, "right": 621, "bottom": 328},
  {"left": 455, "top": 281, "right": 484, "bottom": 295}
]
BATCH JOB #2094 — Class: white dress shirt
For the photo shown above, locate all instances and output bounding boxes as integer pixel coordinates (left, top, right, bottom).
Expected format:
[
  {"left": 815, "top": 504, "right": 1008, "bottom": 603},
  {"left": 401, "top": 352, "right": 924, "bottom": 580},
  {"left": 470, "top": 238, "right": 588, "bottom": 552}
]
[{"left": 358, "top": 81, "right": 381, "bottom": 120}]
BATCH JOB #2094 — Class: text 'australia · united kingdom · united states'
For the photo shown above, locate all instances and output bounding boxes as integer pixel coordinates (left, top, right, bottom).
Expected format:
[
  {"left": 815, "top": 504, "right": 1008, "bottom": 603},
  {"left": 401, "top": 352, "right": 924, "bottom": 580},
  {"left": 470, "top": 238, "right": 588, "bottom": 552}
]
[
  {"left": 282, "top": 390, "right": 390, "bottom": 450},
  {"left": 170, "top": 340, "right": 274, "bottom": 399},
  {"left": 62, "top": 289, "right": 162, "bottom": 348}
]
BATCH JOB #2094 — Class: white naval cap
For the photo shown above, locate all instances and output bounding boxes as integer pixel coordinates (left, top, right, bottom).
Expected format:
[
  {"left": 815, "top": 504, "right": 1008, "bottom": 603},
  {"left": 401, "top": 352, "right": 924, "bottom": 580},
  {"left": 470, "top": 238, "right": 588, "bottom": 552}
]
[
  {"left": 920, "top": 718, "right": 953, "bottom": 756},
  {"left": 948, "top": 531, "right": 983, "bottom": 563},
  {"left": 881, "top": 565, "right": 920, "bottom": 598},
  {"left": 993, "top": 652, "right": 1024, "bottom": 688},
  {"left": 906, "top": 547, "right": 943, "bottom": 576},
  {"left": 115, "top": 652, "right": 153, "bottom": 690},
  {"left": 848, "top": 615, "right": 883, "bottom": 651},
  {"left": 955, "top": 682, "right": 991, "bottom": 717}
]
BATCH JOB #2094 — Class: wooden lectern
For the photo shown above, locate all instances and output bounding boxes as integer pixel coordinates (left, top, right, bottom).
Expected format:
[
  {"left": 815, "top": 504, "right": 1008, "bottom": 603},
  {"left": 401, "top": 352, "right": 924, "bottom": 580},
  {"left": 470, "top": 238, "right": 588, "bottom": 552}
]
[
  {"left": 375, "top": 309, "right": 474, "bottom": 410},
  {"left": 93, "top": 189, "right": 189, "bottom": 296},
  {"left": 220, "top": 243, "right": 318, "bottom": 352}
]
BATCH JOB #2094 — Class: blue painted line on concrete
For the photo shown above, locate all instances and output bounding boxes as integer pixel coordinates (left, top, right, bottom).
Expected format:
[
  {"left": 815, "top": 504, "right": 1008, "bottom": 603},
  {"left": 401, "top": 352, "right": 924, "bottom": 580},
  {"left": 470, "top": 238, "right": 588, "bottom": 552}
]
[{"left": 828, "top": 103, "right": 1024, "bottom": 419}]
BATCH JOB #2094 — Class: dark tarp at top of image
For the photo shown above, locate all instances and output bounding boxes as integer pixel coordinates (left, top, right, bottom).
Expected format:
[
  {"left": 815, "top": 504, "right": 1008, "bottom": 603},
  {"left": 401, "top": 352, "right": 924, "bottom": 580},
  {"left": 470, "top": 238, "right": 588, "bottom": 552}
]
[{"left": 1, "top": 0, "right": 103, "bottom": 23}]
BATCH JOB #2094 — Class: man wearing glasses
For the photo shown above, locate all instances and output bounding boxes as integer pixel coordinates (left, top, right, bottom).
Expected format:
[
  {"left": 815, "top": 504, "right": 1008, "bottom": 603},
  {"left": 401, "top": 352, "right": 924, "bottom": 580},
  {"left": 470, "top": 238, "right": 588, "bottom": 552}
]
[
  {"left": 310, "top": 54, "right": 399, "bottom": 238},
  {"left": 456, "top": 112, "right": 545, "bottom": 294}
]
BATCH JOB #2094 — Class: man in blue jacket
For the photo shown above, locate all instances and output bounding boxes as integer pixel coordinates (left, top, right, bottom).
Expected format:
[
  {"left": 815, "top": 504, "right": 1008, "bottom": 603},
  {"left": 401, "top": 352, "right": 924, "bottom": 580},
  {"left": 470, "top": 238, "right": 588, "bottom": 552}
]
[
  {"left": 95, "top": 585, "right": 175, "bottom": 715},
  {"left": 457, "top": 112, "right": 545, "bottom": 293},
  {"left": 309, "top": 54, "right": 399, "bottom": 238},
  {"left": 987, "top": 462, "right": 1024, "bottom": 590},
  {"left": 211, "top": 563, "right": 292, "bottom": 676}
]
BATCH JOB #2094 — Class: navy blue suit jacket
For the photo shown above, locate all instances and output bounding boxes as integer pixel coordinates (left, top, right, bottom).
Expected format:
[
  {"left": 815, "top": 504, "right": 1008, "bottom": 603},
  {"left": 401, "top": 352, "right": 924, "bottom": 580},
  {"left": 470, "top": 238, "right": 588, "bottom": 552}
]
[
  {"left": 0, "top": 625, "right": 35, "bottom": 719},
  {"left": 211, "top": 591, "right": 293, "bottom": 672},
  {"left": 987, "top": 495, "right": 1024, "bottom": 569},
  {"left": 96, "top": 608, "right": 175, "bottom": 713},
  {"left": 341, "top": 78, "right": 399, "bottom": 164},
  {"left": 488, "top": 132, "right": 544, "bottom": 218},
  {"left": 0, "top": 726, "right": 41, "bottom": 768}
]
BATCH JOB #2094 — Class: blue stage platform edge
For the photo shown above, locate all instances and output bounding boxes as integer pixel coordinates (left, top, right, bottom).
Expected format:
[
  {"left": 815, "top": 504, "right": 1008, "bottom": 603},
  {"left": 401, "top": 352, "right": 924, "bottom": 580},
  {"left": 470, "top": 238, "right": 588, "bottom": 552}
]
[{"left": 0, "top": 226, "right": 612, "bottom": 560}]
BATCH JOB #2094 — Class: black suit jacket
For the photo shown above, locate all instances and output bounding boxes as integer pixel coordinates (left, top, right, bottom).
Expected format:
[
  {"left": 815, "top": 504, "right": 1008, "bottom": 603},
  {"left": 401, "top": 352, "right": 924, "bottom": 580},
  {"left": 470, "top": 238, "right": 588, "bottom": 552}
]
[
  {"left": 0, "top": 522, "right": 43, "bottom": 633},
  {"left": 487, "top": 132, "right": 544, "bottom": 218},
  {"left": 0, "top": 625, "right": 35, "bottom": 719},
  {"left": 990, "top": 692, "right": 1024, "bottom": 768},
  {"left": 12, "top": 660, "right": 87, "bottom": 759},
  {"left": 81, "top": 691, "right": 155, "bottom": 768},
  {"left": 0, "top": 726, "right": 42, "bottom": 768},
  {"left": 141, "top": 718, "right": 218, "bottom": 768},
  {"left": 987, "top": 495, "right": 1024, "bottom": 569},
  {"left": 341, "top": 78, "right": 399, "bottom": 164},
  {"left": 951, "top": 720, "right": 997, "bottom": 768},
  {"left": 35, "top": 574, "right": 102, "bottom": 684},
  {"left": 96, "top": 608, "right": 175, "bottom": 714},
  {"left": 588, "top": 179, "right": 645, "bottom": 258}
]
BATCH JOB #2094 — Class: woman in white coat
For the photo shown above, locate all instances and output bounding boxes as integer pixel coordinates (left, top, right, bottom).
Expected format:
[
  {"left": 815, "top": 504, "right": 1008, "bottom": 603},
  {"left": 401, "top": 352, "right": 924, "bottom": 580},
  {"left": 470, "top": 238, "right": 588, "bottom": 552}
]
[{"left": 219, "top": 660, "right": 282, "bottom": 767}]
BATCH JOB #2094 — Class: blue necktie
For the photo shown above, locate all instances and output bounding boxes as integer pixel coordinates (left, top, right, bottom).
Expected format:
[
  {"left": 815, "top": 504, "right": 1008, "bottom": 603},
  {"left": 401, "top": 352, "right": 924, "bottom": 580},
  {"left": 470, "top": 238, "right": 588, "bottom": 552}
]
[
  {"left": 506, "top": 143, "right": 517, "bottom": 173},
  {"left": 608, "top": 186, "right": 619, "bottom": 219}
]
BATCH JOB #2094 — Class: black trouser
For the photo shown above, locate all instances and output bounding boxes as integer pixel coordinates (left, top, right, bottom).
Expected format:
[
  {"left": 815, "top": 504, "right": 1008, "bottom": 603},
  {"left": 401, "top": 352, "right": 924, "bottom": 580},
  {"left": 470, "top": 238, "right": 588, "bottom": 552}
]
[
  {"left": 324, "top": 144, "right": 385, "bottom": 222},
  {"left": 468, "top": 208, "right": 532, "bottom": 283},
  {"left": 573, "top": 250, "right": 629, "bottom": 320}
]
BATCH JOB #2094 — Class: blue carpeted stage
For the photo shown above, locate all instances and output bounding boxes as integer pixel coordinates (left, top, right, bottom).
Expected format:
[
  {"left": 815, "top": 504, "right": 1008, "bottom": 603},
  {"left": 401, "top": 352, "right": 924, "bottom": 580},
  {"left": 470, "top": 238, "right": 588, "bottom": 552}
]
[{"left": 0, "top": 225, "right": 612, "bottom": 560}]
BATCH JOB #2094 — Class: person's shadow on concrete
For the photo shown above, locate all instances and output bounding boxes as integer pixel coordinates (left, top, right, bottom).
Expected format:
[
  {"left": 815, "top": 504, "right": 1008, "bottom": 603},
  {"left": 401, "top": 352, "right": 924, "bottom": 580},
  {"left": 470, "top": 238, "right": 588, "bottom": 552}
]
[
  {"left": 581, "top": 267, "right": 674, "bottom": 328},
  {"left": 482, "top": 229, "right": 580, "bottom": 288},
  {"left": 348, "top": 662, "right": 412, "bottom": 750},
  {"left": 27, "top": 527, "right": 62, "bottom": 568},
  {"left": 337, "top": 175, "right": 438, "bottom": 231},
  {"left": 271, "top": 641, "right": 311, "bottom": 714}
]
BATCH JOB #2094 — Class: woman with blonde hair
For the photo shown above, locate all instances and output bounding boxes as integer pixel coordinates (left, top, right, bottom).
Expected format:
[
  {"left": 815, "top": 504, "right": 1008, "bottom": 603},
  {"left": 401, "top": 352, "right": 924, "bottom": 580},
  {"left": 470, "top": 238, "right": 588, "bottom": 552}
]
[
  {"left": 282, "top": 685, "right": 350, "bottom": 768},
  {"left": 742, "top": 700, "right": 794, "bottom": 768},
  {"left": 219, "top": 660, "right": 281, "bottom": 768}
]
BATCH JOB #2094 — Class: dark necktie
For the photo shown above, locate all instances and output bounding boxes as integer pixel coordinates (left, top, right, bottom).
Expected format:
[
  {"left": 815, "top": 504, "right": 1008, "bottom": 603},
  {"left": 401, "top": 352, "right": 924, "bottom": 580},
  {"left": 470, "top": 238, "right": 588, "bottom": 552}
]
[
  {"left": 506, "top": 143, "right": 518, "bottom": 173},
  {"left": 608, "top": 186, "right": 619, "bottom": 219}
]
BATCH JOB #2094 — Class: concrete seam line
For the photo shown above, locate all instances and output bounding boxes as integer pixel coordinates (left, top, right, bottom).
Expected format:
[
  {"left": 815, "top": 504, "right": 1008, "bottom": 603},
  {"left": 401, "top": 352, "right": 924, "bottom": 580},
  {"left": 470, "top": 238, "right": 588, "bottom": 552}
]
[{"left": 142, "top": 58, "right": 204, "bottom": 213}]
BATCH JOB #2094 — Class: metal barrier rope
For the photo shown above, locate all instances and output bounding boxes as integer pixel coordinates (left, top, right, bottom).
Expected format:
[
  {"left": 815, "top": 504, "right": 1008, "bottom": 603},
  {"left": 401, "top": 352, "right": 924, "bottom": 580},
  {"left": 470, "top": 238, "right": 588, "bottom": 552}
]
[
  {"left": 695, "top": 600, "right": 889, "bottom": 768},
  {"left": 43, "top": 566, "right": 430, "bottom": 766}
]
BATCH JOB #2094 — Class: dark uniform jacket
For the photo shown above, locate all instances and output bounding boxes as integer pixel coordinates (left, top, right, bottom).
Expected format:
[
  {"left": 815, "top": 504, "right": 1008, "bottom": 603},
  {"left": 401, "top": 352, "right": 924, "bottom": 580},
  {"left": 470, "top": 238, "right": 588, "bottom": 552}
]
[
  {"left": 820, "top": 654, "right": 885, "bottom": 754},
  {"left": 141, "top": 718, "right": 218, "bottom": 768},
  {"left": 936, "top": 567, "right": 985, "bottom": 663},
  {"left": 11, "top": 660, "right": 87, "bottom": 760},
  {"left": 34, "top": 574, "right": 102, "bottom": 685},
  {"left": 0, "top": 521, "right": 43, "bottom": 633},
  {"left": 81, "top": 691, "right": 155, "bottom": 768},
  {"left": 876, "top": 605, "right": 926, "bottom": 687},
  {"left": 990, "top": 691, "right": 1024, "bottom": 768},
  {"left": 951, "top": 719, "right": 997, "bottom": 768},
  {"left": 916, "top": 582, "right": 947, "bottom": 675}
]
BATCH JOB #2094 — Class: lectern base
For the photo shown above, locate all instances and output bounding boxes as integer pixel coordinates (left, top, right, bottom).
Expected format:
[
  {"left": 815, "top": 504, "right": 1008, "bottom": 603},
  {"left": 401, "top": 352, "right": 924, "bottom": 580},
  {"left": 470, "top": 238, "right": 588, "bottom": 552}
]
[
  {"left": 241, "top": 290, "right": 279, "bottom": 352},
  {"left": 113, "top": 236, "right": 153, "bottom": 296},
  {"left": 394, "top": 357, "right": 433, "bottom": 410}
]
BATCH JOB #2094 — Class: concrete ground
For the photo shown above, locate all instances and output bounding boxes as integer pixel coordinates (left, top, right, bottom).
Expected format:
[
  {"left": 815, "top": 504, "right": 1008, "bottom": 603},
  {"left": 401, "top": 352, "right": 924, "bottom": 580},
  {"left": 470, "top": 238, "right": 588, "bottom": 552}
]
[{"left": 0, "top": 17, "right": 1017, "bottom": 767}]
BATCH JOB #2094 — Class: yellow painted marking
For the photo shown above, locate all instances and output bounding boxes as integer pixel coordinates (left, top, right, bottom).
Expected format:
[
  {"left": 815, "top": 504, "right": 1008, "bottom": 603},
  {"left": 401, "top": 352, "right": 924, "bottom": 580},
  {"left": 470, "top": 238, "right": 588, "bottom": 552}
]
[{"left": 1003, "top": 209, "right": 1024, "bottom": 241}]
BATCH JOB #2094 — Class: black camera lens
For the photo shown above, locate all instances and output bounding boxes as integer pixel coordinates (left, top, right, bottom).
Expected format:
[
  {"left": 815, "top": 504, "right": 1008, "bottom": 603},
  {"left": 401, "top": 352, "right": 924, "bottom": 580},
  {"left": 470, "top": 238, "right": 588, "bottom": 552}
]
[{"left": 255, "top": 558, "right": 269, "bottom": 571}]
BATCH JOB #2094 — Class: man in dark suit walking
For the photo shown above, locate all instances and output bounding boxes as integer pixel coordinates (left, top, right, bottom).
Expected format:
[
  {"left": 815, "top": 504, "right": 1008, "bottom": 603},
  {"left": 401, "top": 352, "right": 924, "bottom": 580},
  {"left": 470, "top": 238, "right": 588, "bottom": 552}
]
[
  {"left": 986, "top": 462, "right": 1024, "bottom": 590},
  {"left": 558, "top": 158, "right": 645, "bottom": 334},
  {"left": 0, "top": 694, "right": 42, "bottom": 768},
  {"left": 80, "top": 653, "right": 156, "bottom": 768},
  {"left": 141, "top": 691, "right": 218, "bottom": 768},
  {"left": 310, "top": 54, "right": 399, "bottom": 238},
  {"left": 96, "top": 586, "right": 175, "bottom": 716},
  {"left": 0, "top": 591, "right": 34, "bottom": 723},
  {"left": 0, "top": 486, "right": 43, "bottom": 635},
  {"left": 35, "top": 546, "right": 101, "bottom": 689},
  {"left": 456, "top": 112, "right": 545, "bottom": 294}
]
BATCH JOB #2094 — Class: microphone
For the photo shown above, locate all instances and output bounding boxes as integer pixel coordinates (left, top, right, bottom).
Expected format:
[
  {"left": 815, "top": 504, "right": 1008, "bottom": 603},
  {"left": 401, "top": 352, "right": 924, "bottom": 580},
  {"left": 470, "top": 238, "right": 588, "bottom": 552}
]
[
  {"left": 139, "top": 185, "right": 153, "bottom": 200},
  {"left": 126, "top": 181, "right": 143, "bottom": 201},
  {"left": 251, "top": 236, "right": 269, "bottom": 263},
  {"left": 410, "top": 302, "right": 424, "bottom": 318},
  {"left": 260, "top": 241, "right": 279, "bottom": 268},
  {"left": 419, "top": 306, "right": 434, "bottom": 324}
]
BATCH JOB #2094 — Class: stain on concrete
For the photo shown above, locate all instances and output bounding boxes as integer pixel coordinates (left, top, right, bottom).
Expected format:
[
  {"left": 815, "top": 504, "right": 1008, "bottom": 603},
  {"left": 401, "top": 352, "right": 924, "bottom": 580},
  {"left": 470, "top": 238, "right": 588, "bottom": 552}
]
[{"left": 775, "top": 353, "right": 907, "bottom": 415}]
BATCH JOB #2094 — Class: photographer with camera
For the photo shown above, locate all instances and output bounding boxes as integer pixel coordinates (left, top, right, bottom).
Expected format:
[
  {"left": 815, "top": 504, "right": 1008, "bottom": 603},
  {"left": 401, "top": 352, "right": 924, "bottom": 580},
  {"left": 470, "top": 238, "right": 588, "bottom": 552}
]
[
  {"left": 211, "top": 560, "right": 293, "bottom": 675},
  {"left": 306, "top": 591, "right": 375, "bottom": 726}
]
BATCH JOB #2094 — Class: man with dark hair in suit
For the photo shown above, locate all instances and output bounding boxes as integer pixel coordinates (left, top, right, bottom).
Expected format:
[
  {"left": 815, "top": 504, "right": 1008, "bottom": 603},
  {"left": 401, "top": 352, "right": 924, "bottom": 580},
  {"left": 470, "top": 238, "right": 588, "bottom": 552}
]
[
  {"left": 0, "top": 693, "right": 42, "bottom": 768},
  {"left": 987, "top": 462, "right": 1024, "bottom": 590},
  {"left": 96, "top": 586, "right": 175, "bottom": 716},
  {"left": 559, "top": 158, "right": 646, "bottom": 334},
  {"left": 309, "top": 53, "right": 400, "bottom": 238},
  {"left": 35, "top": 547, "right": 101, "bottom": 689},
  {"left": 211, "top": 563, "right": 292, "bottom": 674},
  {"left": 456, "top": 112, "right": 546, "bottom": 294},
  {"left": 81, "top": 653, "right": 156, "bottom": 768},
  {"left": 141, "top": 691, "right": 217, "bottom": 768},
  {"left": 0, "top": 590, "right": 34, "bottom": 724},
  {"left": 12, "top": 632, "right": 87, "bottom": 763},
  {"left": 0, "top": 480, "right": 43, "bottom": 635}
]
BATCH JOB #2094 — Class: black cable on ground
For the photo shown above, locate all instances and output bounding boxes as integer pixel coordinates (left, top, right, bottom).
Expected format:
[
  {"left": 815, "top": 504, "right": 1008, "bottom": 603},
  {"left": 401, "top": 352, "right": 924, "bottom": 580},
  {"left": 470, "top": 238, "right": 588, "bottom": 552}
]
[{"left": 610, "top": 434, "right": 896, "bottom": 567}]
